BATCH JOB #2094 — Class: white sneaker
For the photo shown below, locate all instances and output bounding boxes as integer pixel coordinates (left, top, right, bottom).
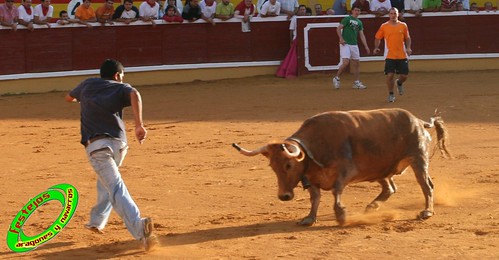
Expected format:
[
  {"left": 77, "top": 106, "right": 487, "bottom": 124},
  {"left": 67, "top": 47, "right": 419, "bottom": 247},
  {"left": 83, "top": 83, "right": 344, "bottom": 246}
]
[
  {"left": 333, "top": 76, "right": 340, "bottom": 89},
  {"left": 353, "top": 81, "right": 367, "bottom": 89},
  {"left": 388, "top": 93, "right": 396, "bottom": 103}
]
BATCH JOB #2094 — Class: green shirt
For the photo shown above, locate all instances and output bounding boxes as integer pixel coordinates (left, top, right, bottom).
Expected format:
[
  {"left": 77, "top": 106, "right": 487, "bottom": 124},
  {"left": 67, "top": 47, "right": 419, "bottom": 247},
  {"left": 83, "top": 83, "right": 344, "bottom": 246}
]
[
  {"left": 340, "top": 15, "right": 364, "bottom": 45},
  {"left": 423, "top": 0, "right": 442, "bottom": 9},
  {"left": 216, "top": 2, "right": 235, "bottom": 16}
]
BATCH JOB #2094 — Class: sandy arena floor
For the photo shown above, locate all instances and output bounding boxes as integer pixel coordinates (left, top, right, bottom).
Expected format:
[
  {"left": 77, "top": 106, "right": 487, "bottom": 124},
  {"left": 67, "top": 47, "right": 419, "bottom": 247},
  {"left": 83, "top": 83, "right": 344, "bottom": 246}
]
[{"left": 0, "top": 70, "right": 498, "bottom": 259}]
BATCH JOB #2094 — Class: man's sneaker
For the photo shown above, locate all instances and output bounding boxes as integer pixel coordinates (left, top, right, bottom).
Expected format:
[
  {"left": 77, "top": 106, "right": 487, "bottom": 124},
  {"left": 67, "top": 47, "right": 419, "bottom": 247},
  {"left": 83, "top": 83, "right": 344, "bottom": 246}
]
[
  {"left": 333, "top": 76, "right": 340, "bottom": 89},
  {"left": 396, "top": 79, "right": 404, "bottom": 95},
  {"left": 84, "top": 224, "right": 104, "bottom": 234},
  {"left": 388, "top": 93, "right": 396, "bottom": 103},
  {"left": 353, "top": 81, "right": 367, "bottom": 89},
  {"left": 142, "top": 218, "right": 158, "bottom": 251}
]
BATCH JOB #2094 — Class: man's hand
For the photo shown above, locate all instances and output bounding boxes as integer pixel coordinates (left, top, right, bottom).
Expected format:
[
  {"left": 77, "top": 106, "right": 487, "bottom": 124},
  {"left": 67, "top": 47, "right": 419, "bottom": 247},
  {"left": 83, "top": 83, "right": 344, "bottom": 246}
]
[{"left": 135, "top": 125, "right": 147, "bottom": 144}]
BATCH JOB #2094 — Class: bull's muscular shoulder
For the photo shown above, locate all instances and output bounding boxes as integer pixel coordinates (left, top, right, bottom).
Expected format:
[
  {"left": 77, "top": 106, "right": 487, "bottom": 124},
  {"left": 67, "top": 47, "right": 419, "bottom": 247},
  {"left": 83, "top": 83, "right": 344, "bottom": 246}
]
[{"left": 291, "top": 108, "right": 419, "bottom": 168}]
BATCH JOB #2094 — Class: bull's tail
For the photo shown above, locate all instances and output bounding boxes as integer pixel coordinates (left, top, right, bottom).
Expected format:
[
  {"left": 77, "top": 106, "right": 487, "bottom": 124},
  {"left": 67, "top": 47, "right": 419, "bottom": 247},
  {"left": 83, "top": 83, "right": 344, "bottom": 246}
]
[{"left": 424, "top": 112, "right": 452, "bottom": 159}]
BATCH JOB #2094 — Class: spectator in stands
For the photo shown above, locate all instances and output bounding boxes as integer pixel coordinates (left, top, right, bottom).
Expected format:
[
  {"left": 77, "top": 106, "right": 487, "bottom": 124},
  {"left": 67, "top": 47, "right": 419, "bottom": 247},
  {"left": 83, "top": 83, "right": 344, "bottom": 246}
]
[
  {"left": 182, "top": 0, "right": 202, "bottom": 21},
  {"left": 483, "top": 1, "right": 495, "bottom": 11},
  {"left": 469, "top": 2, "right": 479, "bottom": 11},
  {"left": 34, "top": 0, "right": 53, "bottom": 28},
  {"left": 139, "top": 0, "right": 159, "bottom": 25},
  {"left": 57, "top": 10, "right": 79, "bottom": 25},
  {"left": 332, "top": 0, "right": 347, "bottom": 15},
  {"left": 371, "top": 0, "right": 392, "bottom": 17},
  {"left": 96, "top": 0, "right": 115, "bottom": 25},
  {"left": 314, "top": 3, "right": 325, "bottom": 15},
  {"left": 18, "top": 0, "right": 34, "bottom": 31},
  {"left": 0, "top": 0, "right": 19, "bottom": 31},
  {"left": 215, "top": 0, "right": 234, "bottom": 20},
  {"left": 278, "top": 0, "right": 299, "bottom": 19},
  {"left": 234, "top": 0, "right": 256, "bottom": 22},
  {"left": 326, "top": 7, "right": 335, "bottom": 14},
  {"left": 456, "top": 1, "right": 464, "bottom": 9},
  {"left": 332, "top": 6, "right": 370, "bottom": 90},
  {"left": 276, "top": 4, "right": 306, "bottom": 78},
  {"left": 405, "top": 0, "right": 423, "bottom": 16},
  {"left": 352, "top": 0, "right": 370, "bottom": 14},
  {"left": 75, "top": 0, "right": 96, "bottom": 27},
  {"left": 163, "top": 0, "right": 182, "bottom": 16},
  {"left": 260, "top": 0, "right": 281, "bottom": 17},
  {"left": 457, "top": 0, "right": 469, "bottom": 10},
  {"left": 113, "top": 0, "right": 139, "bottom": 24},
  {"left": 163, "top": 4, "right": 183, "bottom": 21},
  {"left": 441, "top": 0, "right": 457, "bottom": 11},
  {"left": 390, "top": 0, "right": 405, "bottom": 19},
  {"left": 305, "top": 6, "right": 312, "bottom": 15},
  {"left": 423, "top": 0, "right": 441, "bottom": 11},
  {"left": 199, "top": 0, "right": 216, "bottom": 25}
]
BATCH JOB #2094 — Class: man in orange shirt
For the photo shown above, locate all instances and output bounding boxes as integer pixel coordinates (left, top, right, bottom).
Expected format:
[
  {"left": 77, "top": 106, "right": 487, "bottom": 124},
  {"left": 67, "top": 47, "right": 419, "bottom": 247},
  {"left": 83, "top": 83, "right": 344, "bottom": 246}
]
[
  {"left": 373, "top": 7, "right": 412, "bottom": 103},
  {"left": 96, "top": 0, "right": 115, "bottom": 25},
  {"left": 76, "top": 0, "right": 97, "bottom": 27}
]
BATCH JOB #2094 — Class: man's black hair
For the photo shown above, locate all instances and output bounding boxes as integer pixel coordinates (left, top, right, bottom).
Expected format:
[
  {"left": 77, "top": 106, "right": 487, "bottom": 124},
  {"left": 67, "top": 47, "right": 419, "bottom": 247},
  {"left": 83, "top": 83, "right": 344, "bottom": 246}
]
[{"left": 100, "top": 59, "right": 124, "bottom": 79}]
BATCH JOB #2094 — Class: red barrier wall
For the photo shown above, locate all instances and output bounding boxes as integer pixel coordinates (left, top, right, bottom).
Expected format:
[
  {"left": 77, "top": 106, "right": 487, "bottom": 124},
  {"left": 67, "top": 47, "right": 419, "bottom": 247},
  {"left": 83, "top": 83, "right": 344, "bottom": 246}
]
[
  {"left": 1, "top": 14, "right": 498, "bottom": 77},
  {"left": 0, "top": 21, "right": 290, "bottom": 76},
  {"left": 296, "top": 14, "right": 499, "bottom": 75}
]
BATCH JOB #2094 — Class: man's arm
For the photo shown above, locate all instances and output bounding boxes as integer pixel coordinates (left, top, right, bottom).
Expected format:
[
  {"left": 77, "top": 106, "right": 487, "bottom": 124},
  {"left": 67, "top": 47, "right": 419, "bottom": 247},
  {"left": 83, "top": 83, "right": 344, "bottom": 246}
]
[
  {"left": 373, "top": 38, "right": 381, "bottom": 54},
  {"left": 336, "top": 24, "right": 345, "bottom": 45},
  {"left": 405, "top": 36, "right": 412, "bottom": 55},
  {"left": 130, "top": 89, "right": 147, "bottom": 144},
  {"left": 359, "top": 30, "right": 370, "bottom": 54}
]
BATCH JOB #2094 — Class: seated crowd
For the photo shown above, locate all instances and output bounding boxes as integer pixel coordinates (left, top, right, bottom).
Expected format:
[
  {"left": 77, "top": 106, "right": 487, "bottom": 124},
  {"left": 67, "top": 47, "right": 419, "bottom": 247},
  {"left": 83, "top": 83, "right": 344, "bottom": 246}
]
[{"left": 0, "top": 0, "right": 497, "bottom": 31}]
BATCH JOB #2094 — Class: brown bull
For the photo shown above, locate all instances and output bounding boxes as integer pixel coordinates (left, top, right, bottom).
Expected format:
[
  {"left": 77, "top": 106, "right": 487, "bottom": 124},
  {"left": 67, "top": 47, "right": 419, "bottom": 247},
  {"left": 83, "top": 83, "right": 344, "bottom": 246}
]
[{"left": 233, "top": 108, "right": 451, "bottom": 226}]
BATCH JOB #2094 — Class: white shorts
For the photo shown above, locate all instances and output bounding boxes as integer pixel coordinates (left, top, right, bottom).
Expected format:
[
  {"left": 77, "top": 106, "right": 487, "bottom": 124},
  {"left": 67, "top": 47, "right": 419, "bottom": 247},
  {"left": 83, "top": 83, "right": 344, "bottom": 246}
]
[{"left": 339, "top": 44, "right": 360, "bottom": 60}]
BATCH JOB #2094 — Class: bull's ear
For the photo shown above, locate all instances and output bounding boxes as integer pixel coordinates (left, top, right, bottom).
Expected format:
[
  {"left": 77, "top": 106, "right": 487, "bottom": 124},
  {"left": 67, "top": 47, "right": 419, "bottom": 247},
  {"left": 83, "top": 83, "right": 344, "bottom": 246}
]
[{"left": 261, "top": 151, "right": 270, "bottom": 158}]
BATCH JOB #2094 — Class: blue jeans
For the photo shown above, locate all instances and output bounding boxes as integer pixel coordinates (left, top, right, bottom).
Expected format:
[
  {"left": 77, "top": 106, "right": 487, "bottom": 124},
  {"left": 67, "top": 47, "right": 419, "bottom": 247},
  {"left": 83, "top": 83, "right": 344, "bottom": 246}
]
[{"left": 85, "top": 138, "right": 145, "bottom": 240}]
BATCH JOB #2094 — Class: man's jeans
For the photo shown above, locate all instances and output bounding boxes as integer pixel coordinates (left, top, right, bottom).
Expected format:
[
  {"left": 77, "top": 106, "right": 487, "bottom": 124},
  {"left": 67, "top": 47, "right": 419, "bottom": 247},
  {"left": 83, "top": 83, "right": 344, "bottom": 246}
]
[{"left": 85, "top": 138, "right": 144, "bottom": 240}]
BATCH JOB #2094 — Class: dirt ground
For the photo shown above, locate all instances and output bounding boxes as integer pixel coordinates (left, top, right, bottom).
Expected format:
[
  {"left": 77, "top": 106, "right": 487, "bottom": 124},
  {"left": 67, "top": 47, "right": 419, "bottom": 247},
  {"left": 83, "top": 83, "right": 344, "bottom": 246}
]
[{"left": 0, "top": 70, "right": 498, "bottom": 259}]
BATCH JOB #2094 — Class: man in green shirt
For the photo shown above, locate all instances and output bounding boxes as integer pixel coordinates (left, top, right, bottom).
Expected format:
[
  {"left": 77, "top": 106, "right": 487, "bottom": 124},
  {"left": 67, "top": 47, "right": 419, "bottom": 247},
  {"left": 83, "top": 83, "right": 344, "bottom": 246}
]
[
  {"left": 215, "top": 0, "right": 235, "bottom": 20},
  {"left": 332, "top": 6, "right": 370, "bottom": 89}
]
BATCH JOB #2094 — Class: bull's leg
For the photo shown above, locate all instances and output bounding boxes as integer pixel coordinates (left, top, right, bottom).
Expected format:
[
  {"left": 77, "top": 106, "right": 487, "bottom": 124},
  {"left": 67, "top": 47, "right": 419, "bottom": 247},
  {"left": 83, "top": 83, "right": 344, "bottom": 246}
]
[
  {"left": 412, "top": 157, "right": 434, "bottom": 219},
  {"left": 365, "top": 177, "right": 396, "bottom": 212},
  {"left": 297, "top": 185, "right": 320, "bottom": 226},
  {"left": 333, "top": 181, "right": 347, "bottom": 226}
]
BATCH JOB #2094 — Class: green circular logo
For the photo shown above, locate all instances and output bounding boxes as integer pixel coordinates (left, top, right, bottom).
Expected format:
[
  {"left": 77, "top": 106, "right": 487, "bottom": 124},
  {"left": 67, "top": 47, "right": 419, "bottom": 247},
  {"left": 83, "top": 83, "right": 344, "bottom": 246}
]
[{"left": 6, "top": 183, "right": 79, "bottom": 253}]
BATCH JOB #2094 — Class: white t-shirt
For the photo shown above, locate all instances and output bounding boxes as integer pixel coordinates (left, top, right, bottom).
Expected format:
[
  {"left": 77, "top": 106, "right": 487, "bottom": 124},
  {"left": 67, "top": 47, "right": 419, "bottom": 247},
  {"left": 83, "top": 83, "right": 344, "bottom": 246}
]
[
  {"left": 199, "top": 0, "right": 217, "bottom": 18},
  {"left": 139, "top": 1, "right": 160, "bottom": 18},
  {"left": 260, "top": 1, "right": 281, "bottom": 16},
  {"left": 370, "top": 0, "right": 392, "bottom": 12},
  {"left": 404, "top": 0, "right": 423, "bottom": 11},
  {"left": 34, "top": 4, "right": 54, "bottom": 21},
  {"left": 18, "top": 5, "right": 34, "bottom": 22}
]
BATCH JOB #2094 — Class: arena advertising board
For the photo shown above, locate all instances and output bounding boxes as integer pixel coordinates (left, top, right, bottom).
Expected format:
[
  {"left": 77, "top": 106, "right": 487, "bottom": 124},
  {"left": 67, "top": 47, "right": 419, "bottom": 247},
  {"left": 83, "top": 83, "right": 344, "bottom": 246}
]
[{"left": 6, "top": 183, "right": 78, "bottom": 253}]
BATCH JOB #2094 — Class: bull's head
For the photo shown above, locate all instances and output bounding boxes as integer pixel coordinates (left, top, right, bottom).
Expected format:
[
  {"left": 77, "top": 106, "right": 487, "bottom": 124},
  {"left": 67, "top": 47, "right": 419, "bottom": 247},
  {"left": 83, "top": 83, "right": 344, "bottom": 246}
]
[{"left": 232, "top": 142, "right": 306, "bottom": 201}]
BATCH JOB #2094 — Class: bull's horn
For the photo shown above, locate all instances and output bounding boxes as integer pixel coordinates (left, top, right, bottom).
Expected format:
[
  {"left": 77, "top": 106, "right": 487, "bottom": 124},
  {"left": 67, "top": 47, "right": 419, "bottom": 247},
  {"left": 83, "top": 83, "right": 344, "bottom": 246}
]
[
  {"left": 232, "top": 143, "right": 268, "bottom": 156},
  {"left": 281, "top": 143, "right": 301, "bottom": 158}
]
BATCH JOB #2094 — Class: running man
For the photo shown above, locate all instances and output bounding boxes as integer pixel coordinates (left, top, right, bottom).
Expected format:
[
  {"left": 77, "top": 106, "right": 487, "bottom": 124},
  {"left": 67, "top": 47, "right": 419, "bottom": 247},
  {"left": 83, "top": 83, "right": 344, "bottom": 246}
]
[
  {"left": 332, "top": 6, "right": 370, "bottom": 90},
  {"left": 373, "top": 7, "right": 412, "bottom": 102},
  {"left": 65, "top": 59, "right": 157, "bottom": 251}
]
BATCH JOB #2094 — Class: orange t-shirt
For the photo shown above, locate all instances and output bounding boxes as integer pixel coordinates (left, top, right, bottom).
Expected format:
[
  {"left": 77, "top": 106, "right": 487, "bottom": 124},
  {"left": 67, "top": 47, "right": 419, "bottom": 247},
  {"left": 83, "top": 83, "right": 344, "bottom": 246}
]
[
  {"left": 75, "top": 5, "right": 96, "bottom": 21},
  {"left": 95, "top": 6, "right": 115, "bottom": 21},
  {"left": 375, "top": 21, "right": 410, "bottom": 59}
]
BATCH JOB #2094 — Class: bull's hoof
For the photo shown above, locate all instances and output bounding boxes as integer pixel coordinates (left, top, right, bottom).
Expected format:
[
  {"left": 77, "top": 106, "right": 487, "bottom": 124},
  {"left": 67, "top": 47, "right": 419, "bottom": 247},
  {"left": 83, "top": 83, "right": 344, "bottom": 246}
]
[
  {"left": 418, "top": 210, "right": 434, "bottom": 220},
  {"left": 297, "top": 217, "right": 316, "bottom": 226}
]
